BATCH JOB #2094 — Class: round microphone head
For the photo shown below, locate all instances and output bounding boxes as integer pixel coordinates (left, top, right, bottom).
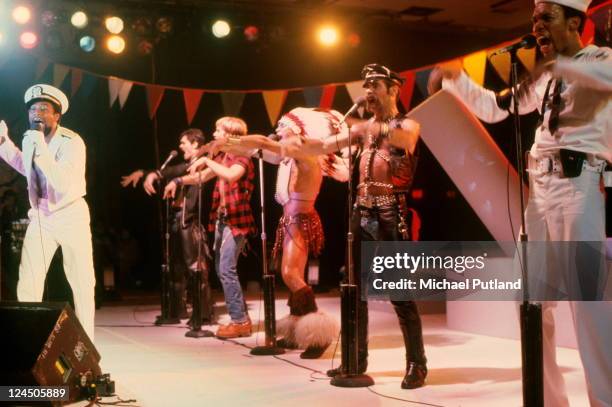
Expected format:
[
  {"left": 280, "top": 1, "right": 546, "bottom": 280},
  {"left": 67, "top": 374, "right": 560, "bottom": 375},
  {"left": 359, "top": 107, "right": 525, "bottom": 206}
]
[
  {"left": 355, "top": 96, "right": 367, "bottom": 106},
  {"left": 522, "top": 34, "right": 537, "bottom": 49},
  {"left": 169, "top": 150, "right": 178, "bottom": 158}
]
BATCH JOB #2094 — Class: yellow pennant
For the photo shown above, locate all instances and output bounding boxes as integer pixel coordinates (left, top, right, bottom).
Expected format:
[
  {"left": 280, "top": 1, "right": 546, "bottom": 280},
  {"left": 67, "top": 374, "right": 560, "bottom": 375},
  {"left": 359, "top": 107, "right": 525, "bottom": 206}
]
[{"left": 462, "top": 51, "right": 487, "bottom": 86}]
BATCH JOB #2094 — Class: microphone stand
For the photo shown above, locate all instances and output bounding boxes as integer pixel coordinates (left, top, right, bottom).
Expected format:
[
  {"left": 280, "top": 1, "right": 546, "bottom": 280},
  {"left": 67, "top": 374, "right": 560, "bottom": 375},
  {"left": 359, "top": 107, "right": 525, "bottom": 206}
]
[
  {"left": 155, "top": 185, "right": 180, "bottom": 325},
  {"left": 508, "top": 48, "right": 543, "bottom": 406},
  {"left": 331, "top": 115, "right": 374, "bottom": 388},
  {"left": 251, "top": 149, "right": 284, "bottom": 355},
  {"left": 186, "top": 170, "right": 214, "bottom": 338}
]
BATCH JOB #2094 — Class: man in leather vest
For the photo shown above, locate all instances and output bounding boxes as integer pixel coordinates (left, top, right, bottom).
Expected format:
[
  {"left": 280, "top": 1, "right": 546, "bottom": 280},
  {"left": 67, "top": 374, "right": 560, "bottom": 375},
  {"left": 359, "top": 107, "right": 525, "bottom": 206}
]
[{"left": 269, "top": 64, "right": 427, "bottom": 388}]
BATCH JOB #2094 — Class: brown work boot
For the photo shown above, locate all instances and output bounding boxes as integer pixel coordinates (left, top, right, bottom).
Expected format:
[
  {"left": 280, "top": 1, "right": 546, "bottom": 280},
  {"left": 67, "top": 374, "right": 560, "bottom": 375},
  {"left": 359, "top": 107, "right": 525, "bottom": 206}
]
[{"left": 216, "top": 320, "right": 252, "bottom": 339}]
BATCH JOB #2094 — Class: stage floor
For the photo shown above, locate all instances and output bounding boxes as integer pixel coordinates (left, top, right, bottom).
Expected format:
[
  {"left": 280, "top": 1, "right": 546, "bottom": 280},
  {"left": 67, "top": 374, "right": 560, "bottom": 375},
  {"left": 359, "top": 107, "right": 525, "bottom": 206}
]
[{"left": 87, "top": 294, "right": 589, "bottom": 407}]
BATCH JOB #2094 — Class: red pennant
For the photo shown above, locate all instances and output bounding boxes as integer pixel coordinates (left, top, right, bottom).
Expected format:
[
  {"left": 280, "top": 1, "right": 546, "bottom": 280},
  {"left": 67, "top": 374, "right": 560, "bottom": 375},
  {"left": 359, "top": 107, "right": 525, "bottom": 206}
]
[
  {"left": 146, "top": 85, "right": 165, "bottom": 119},
  {"left": 399, "top": 70, "right": 416, "bottom": 111},
  {"left": 319, "top": 85, "right": 336, "bottom": 109},
  {"left": 581, "top": 18, "right": 595, "bottom": 44},
  {"left": 71, "top": 69, "right": 83, "bottom": 97},
  {"left": 183, "top": 89, "right": 204, "bottom": 125}
]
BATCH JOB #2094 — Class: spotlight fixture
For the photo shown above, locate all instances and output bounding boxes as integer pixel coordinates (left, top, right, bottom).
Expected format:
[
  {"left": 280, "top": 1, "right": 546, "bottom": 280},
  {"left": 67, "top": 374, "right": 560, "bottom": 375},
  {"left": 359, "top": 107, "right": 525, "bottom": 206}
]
[
  {"left": 79, "top": 35, "right": 96, "bottom": 52},
  {"left": 41, "top": 10, "right": 59, "bottom": 28},
  {"left": 19, "top": 31, "right": 39, "bottom": 49},
  {"left": 156, "top": 17, "right": 173, "bottom": 34},
  {"left": 71, "top": 11, "right": 88, "bottom": 29},
  {"left": 106, "top": 35, "right": 125, "bottom": 54},
  {"left": 244, "top": 25, "right": 259, "bottom": 42},
  {"left": 317, "top": 25, "right": 339, "bottom": 47},
  {"left": 105, "top": 16, "right": 124, "bottom": 34},
  {"left": 13, "top": 6, "right": 32, "bottom": 25},
  {"left": 347, "top": 32, "right": 361, "bottom": 47},
  {"left": 138, "top": 39, "right": 154, "bottom": 55},
  {"left": 212, "top": 20, "right": 230, "bottom": 38},
  {"left": 132, "top": 17, "right": 152, "bottom": 36}
]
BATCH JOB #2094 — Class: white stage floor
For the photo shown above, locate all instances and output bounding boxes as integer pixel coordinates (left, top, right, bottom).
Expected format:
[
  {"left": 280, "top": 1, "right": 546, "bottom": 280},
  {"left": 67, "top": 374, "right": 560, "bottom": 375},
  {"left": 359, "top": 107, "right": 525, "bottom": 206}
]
[{"left": 87, "top": 295, "right": 590, "bottom": 407}]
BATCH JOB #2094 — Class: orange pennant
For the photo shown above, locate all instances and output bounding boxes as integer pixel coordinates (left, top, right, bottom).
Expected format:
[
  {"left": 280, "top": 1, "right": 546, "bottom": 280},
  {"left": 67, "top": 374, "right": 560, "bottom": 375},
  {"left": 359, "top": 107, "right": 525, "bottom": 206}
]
[{"left": 262, "top": 90, "right": 288, "bottom": 126}]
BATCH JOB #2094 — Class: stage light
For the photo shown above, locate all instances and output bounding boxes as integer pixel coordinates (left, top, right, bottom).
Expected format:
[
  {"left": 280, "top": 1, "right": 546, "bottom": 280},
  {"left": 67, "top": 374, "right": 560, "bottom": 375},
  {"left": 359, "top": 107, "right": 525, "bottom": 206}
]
[
  {"left": 156, "top": 17, "right": 173, "bottom": 34},
  {"left": 106, "top": 35, "right": 125, "bottom": 54},
  {"left": 41, "top": 10, "right": 59, "bottom": 28},
  {"left": 105, "top": 16, "right": 124, "bottom": 34},
  {"left": 79, "top": 35, "right": 96, "bottom": 52},
  {"left": 317, "top": 25, "right": 339, "bottom": 47},
  {"left": 244, "top": 25, "right": 259, "bottom": 42},
  {"left": 132, "top": 17, "right": 152, "bottom": 35},
  {"left": 13, "top": 6, "right": 32, "bottom": 25},
  {"left": 19, "top": 31, "right": 38, "bottom": 49},
  {"left": 212, "top": 20, "right": 230, "bottom": 38},
  {"left": 347, "top": 32, "right": 360, "bottom": 47},
  {"left": 138, "top": 39, "right": 153, "bottom": 55},
  {"left": 71, "top": 11, "right": 88, "bottom": 29}
]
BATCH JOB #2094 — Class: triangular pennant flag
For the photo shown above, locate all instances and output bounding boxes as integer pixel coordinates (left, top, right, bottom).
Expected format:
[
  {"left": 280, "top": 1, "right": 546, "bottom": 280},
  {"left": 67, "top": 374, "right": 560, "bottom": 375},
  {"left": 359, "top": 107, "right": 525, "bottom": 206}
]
[
  {"left": 415, "top": 68, "right": 433, "bottom": 97},
  {"left": 345, "top": 80, "right": 364, "bottom": 117},
  {"left": 35, "top": 58, "right": 50, "bottom": 80},
  {"left": 53, "top": 64, "right": 70, "bottom": 88},
  {"left": 581, "top": 17, "right": 595, "bottom": 44},
  {"left": 303, "top": 86, "right": 323, "bottom": 108},
  {"left": 517, "top": 47, "right": 536, "bottom": 72},
  {"left": 118, "top": 81, "right": 133, "bottom": 109},
  {"left": 488, "top": 51, "right": 511, "bottom": 84},
  {"left": 71, "top": 69, "right": 83, "bottom": 97},
  {"left": 146, "top": 85, "right": 165, "bottom": 119},
  {"left": 399, "top": 70, "right": 416, "bottom": 110},
  {"left": 183, "top": 89, "right": 204, "bottom": 125},
  {"left": 79, "top": 73, "right": 98, "bottom": 99},
  {"left": 462, "top": 51, "right": 487, "bottom": 86},
  {"left": 108, "top": 77, "right": 122, "bottom": 107},
  {"left": 220, "top": 92, "right": 245, "bottom": 117},
  {"left": 319, "top": 85, "right": 336, "bottom": 109},
  {"left": 262, "top": 90, "right": 288, "bottom": 126}
]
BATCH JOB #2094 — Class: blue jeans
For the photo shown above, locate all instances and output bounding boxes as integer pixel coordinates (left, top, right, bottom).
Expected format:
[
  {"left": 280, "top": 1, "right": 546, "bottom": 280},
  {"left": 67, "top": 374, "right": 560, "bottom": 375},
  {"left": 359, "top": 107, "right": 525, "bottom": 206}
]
[{"left": 214, "top": 220, "right": 248, "bottom": 323}]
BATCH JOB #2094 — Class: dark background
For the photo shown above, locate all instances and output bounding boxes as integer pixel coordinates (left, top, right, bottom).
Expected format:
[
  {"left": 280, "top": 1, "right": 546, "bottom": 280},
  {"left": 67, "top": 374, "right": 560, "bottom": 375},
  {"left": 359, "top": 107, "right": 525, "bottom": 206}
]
[{"left": 0, "top": 0, "right": 609, "bottom": 303}]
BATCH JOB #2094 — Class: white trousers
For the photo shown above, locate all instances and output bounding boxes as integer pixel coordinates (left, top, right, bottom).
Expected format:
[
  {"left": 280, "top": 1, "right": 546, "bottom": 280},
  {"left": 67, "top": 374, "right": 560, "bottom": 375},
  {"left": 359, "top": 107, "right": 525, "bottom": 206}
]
[
  {"left": 525, "top": 169, "right": 611, "bottom": 407},
  {"left": 17, "top": 198, "right": 96, "bottom": 342}
]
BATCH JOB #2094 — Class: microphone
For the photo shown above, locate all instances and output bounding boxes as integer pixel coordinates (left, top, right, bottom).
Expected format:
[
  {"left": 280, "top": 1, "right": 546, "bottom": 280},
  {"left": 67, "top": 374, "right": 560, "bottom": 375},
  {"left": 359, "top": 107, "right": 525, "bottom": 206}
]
[
  {"left": 159, "top": 150, "right": 178, "bottom": 171},
  {"left": 268, "top": 133, "right": 281, "bottom": 142},
  {"left": 31, "top": 119, "right": 45, "bottom": 132},
  {"left": 490, "top": 34, "right": 537, "bottom": 57},
  {"left": 339, "top": 96, "right": 366, "bottom": 126}
]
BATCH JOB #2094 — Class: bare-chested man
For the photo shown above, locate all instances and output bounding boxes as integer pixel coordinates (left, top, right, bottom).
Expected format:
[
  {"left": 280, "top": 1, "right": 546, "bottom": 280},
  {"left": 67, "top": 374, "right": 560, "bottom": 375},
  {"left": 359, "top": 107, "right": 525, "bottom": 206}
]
[{"left": 211, "top": 108, "right": 344, "bottom": 359}]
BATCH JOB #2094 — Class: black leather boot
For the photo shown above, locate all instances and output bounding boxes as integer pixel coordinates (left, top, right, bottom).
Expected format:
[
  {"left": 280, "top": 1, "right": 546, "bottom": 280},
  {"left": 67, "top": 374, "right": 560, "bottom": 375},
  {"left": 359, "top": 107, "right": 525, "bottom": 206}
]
[
  {"left": 392, "top": 301, "right": 427, "bottom": 389},
  {"left": 326, "top": 298, "right": 369, "bottom": 377}
]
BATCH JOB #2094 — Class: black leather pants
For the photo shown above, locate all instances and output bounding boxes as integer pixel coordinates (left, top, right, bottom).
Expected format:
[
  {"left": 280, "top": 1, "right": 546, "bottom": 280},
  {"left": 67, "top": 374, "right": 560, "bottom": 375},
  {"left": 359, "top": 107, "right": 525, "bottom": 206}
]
[{"left": 351, "top": 204, "right": 427, "bottom": 371}]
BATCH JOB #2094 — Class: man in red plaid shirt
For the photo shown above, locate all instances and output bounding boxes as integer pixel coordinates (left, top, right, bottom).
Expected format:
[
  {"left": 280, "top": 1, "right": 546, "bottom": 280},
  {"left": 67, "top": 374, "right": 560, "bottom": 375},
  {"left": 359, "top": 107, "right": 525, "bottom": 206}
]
[{"left": 165, "top": 117, "right": 256, "bottom": 338}]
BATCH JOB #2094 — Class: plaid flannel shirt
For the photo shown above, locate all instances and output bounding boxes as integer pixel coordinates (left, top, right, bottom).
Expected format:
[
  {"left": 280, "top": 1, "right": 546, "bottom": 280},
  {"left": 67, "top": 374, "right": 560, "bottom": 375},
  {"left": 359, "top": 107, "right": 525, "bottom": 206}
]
[{"left": 208, "top": 153, "right": 257, "bottom": 237}]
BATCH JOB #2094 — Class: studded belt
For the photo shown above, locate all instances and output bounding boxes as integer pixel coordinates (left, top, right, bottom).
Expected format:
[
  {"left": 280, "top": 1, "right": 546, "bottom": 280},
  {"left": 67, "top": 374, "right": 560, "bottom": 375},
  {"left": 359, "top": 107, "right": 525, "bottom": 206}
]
[{"left": 355, "top": 194, "right": 397, "bottom": 209}]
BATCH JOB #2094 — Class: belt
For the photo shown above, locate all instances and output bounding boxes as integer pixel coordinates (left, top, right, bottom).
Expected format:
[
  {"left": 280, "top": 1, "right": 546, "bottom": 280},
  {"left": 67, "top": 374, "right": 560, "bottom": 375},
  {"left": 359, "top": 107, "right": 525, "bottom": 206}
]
[
  {"left": 530, "top": 154, "right": 606, "bottom": 175},
  {"left": 355, "top": 194, "right": 397, "bottom": 209}
]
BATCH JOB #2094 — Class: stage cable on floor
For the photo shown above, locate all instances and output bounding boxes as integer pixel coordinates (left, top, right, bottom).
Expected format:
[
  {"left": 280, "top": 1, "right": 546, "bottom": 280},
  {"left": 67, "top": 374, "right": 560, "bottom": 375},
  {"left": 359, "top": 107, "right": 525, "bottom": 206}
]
[{"left": 366, "top": 387, "right": 447, "bottom": 407}]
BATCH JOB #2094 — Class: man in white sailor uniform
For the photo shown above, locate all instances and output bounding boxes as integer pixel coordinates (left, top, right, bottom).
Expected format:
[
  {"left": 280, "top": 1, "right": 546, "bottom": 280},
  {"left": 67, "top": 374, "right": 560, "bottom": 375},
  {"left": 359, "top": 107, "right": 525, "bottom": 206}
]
[{"left": 0, "top": 84, "right": 95, "bottom": 342}]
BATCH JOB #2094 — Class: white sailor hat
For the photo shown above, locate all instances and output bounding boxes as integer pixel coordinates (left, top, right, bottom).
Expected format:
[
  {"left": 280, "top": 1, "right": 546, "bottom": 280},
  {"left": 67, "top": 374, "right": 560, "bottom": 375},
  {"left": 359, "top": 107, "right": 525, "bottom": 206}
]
[
  {"left": 24, "top": 84, "right": 69, "bottom": 114},
  {"left": 534, "top": 0, "right": 592, "bottom": 12}
]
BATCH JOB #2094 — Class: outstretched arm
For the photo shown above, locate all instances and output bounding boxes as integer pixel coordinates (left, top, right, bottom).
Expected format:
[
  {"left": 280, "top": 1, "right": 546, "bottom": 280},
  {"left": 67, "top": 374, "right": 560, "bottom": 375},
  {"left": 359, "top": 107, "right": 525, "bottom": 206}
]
[{"left": 0, "top": 120, "right": 25, "bottom": 176}]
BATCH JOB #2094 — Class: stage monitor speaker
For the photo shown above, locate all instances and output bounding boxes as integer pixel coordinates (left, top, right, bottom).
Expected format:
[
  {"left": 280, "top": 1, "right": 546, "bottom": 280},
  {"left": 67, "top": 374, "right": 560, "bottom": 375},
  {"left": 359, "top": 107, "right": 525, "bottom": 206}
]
[{"left": 0, "top": 301, "right": 101, "bottom": 404}]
